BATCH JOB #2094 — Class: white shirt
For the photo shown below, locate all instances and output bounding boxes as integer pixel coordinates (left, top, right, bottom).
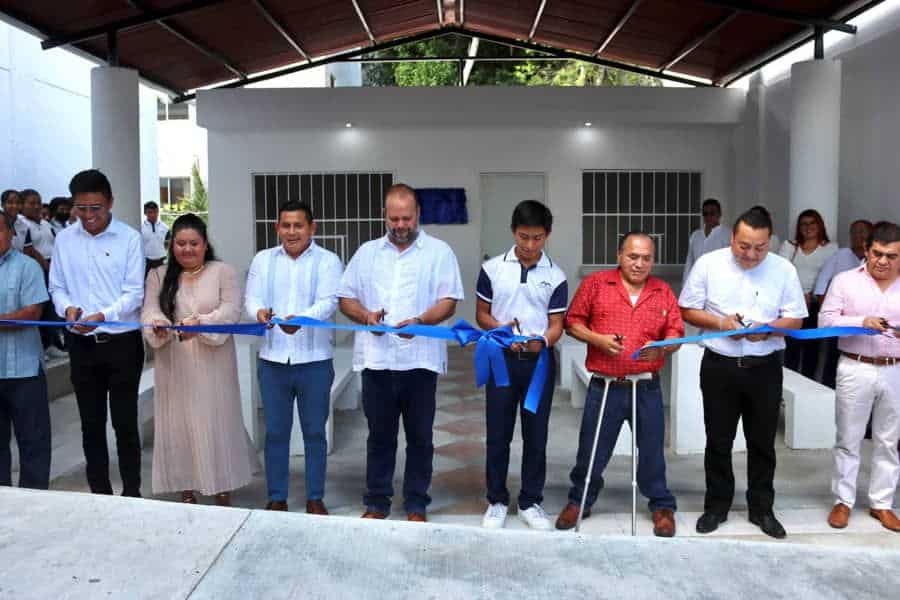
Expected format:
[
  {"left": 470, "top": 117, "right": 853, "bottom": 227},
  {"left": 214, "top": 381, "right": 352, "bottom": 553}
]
[
  {"left": 679, "top": 247, "right": 808, "bottom": 357},
  {"left": 337, "top": 231, "right": 464, "bottom": 374},
  {"left": 683, "top": 224, "right": 730, "bottom": 283},
  {"left": 476, "top": 247, "right": 567, "bottom": 338},
  {"left": 22, "top": 217, "right": 55, "bottom": 259},
  {"left": 49, "top": 218, "right": 68, "bottom": 236},
  {"left": 245, "top": 241, "right": 344, "bottom": 365},
  {"left": 778, "top": 240, "right": 837, "bottom": 294},
  {"left": 141, "top": 219, "right": 169, "bottom": 260},
  {"left": 813, "top": 247, "right": 864, "bottom": 296},
  {"left": 11, "top": 214, "right": 31, "bottom": 253},
  {"left": 49, "top": 217, "right": 145, "bottom": 334}
]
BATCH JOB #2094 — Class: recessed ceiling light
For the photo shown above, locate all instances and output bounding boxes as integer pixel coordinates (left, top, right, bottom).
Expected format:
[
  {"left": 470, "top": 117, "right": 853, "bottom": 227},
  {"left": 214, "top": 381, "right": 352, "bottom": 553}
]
[
  {"left": 345, "top": 122, "right": 353, "bottom": 128},
  {"left": 584, "top": 121, "right": 593, "bottom": 127}
]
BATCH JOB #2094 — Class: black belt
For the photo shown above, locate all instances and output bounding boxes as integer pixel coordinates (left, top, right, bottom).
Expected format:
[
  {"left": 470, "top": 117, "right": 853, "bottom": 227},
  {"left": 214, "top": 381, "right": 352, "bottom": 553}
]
[
  {"left": 590, "top": 374, "right": 659, "bottom": 387},
  {"left": 70, "top": 330, "right": 139, "bottom": 345},
  {"left": 503, "top": 349, "right": 541, "bottom": 360},
  {"left": 704, "top": 349, "right": 779, "bottom": 369}
]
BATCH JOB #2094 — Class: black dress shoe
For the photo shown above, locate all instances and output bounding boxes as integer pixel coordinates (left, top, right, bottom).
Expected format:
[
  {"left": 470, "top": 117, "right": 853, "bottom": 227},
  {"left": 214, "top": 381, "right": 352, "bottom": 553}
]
[
  {"left": 695, "top": 511, "right": 727, "bottom": 534},
  {"left": 749, "top": 512, "right": 786, "bottom": 539}
]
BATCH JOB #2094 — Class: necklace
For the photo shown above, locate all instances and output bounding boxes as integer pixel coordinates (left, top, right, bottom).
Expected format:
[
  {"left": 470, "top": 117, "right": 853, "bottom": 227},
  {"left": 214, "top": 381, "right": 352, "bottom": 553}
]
[{"left": 184, "top": 263, "right": 206, "bottom": 276}]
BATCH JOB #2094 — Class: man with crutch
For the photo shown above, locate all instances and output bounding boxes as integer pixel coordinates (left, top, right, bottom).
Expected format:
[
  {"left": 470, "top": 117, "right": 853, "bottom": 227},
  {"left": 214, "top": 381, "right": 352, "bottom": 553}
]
[{"left": 555, "top": 232, "right": 683, "bottom": 537}]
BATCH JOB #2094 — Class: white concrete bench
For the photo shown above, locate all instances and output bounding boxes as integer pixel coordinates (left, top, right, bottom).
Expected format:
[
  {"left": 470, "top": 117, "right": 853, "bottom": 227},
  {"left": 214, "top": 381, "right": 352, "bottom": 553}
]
[{"left": 782, "top": 368, "right": 835, "bottom": 449}]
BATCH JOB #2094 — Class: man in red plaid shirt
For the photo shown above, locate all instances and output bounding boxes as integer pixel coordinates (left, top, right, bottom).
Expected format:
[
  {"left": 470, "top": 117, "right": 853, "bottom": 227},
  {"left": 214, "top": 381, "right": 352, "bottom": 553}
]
[{"left": 555, "top": 232, "right": 684, "bottom": 536}]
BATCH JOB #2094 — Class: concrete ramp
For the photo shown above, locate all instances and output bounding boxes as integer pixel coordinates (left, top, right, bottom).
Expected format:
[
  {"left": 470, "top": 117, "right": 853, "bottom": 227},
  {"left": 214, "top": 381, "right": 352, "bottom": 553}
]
[{"left": 1, "top": 488, "right": 898, "bottom": 599}]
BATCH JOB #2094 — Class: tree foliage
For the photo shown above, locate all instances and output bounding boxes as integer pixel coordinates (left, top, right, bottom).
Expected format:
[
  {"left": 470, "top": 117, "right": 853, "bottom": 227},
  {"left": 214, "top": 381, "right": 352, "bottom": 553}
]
[{"left": 362, "top": 35, "right": 662, "bottom": 88}]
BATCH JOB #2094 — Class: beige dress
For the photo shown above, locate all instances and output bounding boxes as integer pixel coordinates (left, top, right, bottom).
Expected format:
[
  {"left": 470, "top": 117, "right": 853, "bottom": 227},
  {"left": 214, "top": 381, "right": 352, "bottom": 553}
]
[{"left": 142, "top": 261, "right": 257, "bottom": 495}]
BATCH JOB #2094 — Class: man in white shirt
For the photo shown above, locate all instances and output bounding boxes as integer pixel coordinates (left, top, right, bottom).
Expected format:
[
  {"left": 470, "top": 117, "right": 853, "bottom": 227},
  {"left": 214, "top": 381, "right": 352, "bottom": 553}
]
[
  {"left": 476, "top": 200, "right": 567, "bottom": 531},
  {"left": 141, "top": 201, "right": 169, "bottom": 277},
  {"left": 48, "top": 197, "right": 73, "bottom": 236},
  {"left": 815, "top": 219, "right": 873, "bottom": 389},
  {"left": 680, "top": 207, "right": 806, "bottom": 539},
  {"left": 683, "top": 198, "right": 730, "bottom": 283},
  {"left": 245, "top": 200, "right": 343, "bottom": 515},
  {"left": 49, "top": 169, "right": 145, "bottom": 497},
  {"left": 338, "top": 184, "right": 464, "bottom": 522}
]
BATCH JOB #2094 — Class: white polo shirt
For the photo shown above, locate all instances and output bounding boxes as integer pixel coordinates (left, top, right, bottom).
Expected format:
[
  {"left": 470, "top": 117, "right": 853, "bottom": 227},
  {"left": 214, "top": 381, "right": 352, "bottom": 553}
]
[
  {"left": 476, "top": 247, "right": 567, "bottom": 338},
  {"left": 142, "top": 219, "right": 169, "bottom": 260},
  {"left": 11, "top": 214, "right": 31, "bottom": 253},
  {"left": 679, "top": 247, "right": 807, "bottom": 357},
  {"left": 244, "top": 241, "right": 344, "bottom": 365},
  {"left": 23, "top": 217, "right": 55, "bottom": 260},
  {"left": 337, "top": 231, "right": 464, "bottom": 374}
]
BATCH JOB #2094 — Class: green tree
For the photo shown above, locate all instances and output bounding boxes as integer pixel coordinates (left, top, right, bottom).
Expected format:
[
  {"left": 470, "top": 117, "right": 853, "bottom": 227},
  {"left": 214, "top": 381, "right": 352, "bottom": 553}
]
[{"left": 162, "top": 161, "right": 209, "bottom": 228}]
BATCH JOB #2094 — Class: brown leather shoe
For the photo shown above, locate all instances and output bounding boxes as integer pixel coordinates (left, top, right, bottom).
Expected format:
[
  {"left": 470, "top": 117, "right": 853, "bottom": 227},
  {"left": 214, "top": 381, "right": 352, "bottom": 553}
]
[
  {"left": 869, "top": 509, "right": 900, "bottom": 532},
  {"left": 652, "top": 509, "right": 676, "bottom": 537},
  {"left": 306, "top": 499, "right": 329, "bottom": 515},
  {"left": 555, "top": 502, "right": 591, "bottom": 530},
  {"left": 181, "top": 490, "right": 197, "bottom": 504},
  {"left": 361, "top": 510, "right": 387, "bottom": 519},
  {"left": 266, "top": 500, "right": 288, "bottom": 511},
  {"left": 407, "top": 512, "right": 427, "bottom": 522},
  {"left": 827, "top": 503, "right": 850, "bottom": 529}
]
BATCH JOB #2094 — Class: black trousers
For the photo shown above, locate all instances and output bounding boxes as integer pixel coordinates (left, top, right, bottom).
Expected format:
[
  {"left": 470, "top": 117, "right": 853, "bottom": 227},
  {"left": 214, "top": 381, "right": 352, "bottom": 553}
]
[
  {"left": 700, "top": 350, "right": 782, "bottom": 515},
  {"left": 784, "top": 298, "right": 820, "bottom": 380},
  {"left": 68, "top": 330, "right": 144, "bottom": 496}
]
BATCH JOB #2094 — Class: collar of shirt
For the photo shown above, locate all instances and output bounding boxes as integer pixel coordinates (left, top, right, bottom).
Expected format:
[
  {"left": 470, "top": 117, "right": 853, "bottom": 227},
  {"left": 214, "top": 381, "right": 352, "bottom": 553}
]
[
  {"left": 0, "top": 247, "right": 14, "bottom": 265},
  {"left": 502, "top": 246, "right": 552, "bottom": 270}
]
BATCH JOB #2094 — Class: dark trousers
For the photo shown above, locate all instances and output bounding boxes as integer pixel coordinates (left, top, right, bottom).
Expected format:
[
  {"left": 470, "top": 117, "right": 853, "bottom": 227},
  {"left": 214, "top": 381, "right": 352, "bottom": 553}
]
[
  {"left": 361, "top": 368, "right": 437, "bottom": 515},
  {"left": 700, "top": 350, "right": 782, "bottom": 515},
  {"left": 68, "top": 330, "right": 144, "bottom": 496},
  {"left": 784, "top": 299, "right": 820, "bottom": 380},
  {"left": 567, "top": 375, "right": 676, "bottom": 512},
  {"left": 821, "top": 337, "right": 840, "bottom": 389},
  {"left": 485, "top": 351, "right": 556, "bottom": 510},
  {"left": 0, "top": 372, "right": 51, "bottom": 489},
  {"left": 38, "top": 265, "right": 64, "bottom": 351}
]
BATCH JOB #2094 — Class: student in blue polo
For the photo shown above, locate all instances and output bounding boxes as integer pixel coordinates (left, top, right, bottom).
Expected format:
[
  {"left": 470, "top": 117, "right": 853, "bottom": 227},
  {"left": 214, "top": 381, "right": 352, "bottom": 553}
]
[{"left": 476, "top": 200, "right": 567, "bottom": 530}]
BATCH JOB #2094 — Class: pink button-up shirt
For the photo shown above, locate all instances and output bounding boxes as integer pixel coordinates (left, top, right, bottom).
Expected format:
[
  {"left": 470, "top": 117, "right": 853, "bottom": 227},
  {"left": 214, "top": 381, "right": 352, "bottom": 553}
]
[{"left": 819, "top": 265, "right": 900, "bottom": 358}]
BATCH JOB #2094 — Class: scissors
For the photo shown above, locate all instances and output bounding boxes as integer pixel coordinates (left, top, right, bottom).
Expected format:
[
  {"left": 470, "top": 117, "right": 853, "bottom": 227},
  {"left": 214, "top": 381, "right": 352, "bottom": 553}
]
[{"left": 735, "top": 313, "right": 751, "bottom": 328}]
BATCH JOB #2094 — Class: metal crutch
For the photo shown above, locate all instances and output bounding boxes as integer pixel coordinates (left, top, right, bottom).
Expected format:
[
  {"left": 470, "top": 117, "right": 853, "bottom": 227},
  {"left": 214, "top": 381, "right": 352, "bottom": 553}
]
[
  {"left": 626, "top": 372, "right": 653, "bottom": 536},
  {"left": 575, "top": 375, "right": 614, "bottom": 532}
]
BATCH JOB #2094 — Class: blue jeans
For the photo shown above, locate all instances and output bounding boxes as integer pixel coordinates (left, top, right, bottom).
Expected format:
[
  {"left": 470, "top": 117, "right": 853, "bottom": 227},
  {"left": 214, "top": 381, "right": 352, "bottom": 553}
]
[
  {"left": 485, "top": 351, "right": 556, "bottom": 510},
  {"left": 258, "top": 358, "right": 334, "bottom": 502},
  {"left": 0, "top": 371, "right": 51, "bottom": 489},
  {"left": 361, "top": 369, "right": 437, "bottom": 515},
  {"left": 567, "top": 376, "right": 676, "bottom": 512}
]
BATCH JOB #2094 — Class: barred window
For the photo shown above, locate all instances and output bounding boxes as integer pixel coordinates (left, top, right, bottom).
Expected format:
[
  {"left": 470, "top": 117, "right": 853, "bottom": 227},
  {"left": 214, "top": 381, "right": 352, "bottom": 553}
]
[
  {"left": 252, "top": 172, "right": 393, "bottom": 262},
  {"left": 582, "top": 170, "right": 702, "bottom": 266}
]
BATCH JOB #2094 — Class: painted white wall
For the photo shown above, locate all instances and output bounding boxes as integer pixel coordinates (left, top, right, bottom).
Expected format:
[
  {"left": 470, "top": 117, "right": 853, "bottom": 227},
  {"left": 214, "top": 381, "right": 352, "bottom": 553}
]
[
  {"left": 200, "top": 87, "right": 740, "bottom": 322},
  {"left": 1, "top": 20, "right": 160, "bottom": 207},
  {"left": 158, "top": 103, "right": 207, "bottom": 181}
]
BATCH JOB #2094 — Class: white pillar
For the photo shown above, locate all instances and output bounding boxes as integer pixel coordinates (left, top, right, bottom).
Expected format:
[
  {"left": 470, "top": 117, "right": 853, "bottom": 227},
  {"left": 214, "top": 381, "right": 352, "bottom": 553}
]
[
  {"left": 789, "top": 59, "right": 842, "bottom": 238},
  {"left": 91, "top": 66, "right": 141, "bottom": 229}
]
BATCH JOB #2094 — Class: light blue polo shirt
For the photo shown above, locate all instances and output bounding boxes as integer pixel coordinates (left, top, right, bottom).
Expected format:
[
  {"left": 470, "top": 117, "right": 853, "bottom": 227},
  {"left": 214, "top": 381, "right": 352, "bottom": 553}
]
[{"left": 0, "top": 248, "right": 49, "bottom": 379}]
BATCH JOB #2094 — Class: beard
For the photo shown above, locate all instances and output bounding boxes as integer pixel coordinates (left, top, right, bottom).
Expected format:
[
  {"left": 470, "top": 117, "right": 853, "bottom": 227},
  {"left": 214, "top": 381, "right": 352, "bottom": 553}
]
[{"left": 388, "top": 226, "right": 419, "bottom": 245}]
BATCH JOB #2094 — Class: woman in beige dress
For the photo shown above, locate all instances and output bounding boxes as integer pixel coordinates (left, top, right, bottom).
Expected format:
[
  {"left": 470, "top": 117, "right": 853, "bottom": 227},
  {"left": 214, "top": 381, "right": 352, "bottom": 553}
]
[{"left": 142, "top": 213, "right": 256, "bottom": 505}]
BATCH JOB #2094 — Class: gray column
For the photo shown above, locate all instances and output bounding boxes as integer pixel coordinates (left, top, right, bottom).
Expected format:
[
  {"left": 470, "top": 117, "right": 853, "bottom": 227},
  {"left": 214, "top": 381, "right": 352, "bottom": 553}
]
[
  {"left": 91, "top": 66, "right": 141, "bottom": 229},
  {"left": 789, "top": 59, "right": 842, "bottom": 238}
]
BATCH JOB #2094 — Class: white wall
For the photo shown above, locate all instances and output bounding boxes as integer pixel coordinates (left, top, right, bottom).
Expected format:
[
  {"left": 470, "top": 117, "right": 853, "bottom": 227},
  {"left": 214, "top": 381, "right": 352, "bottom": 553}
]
[{"left": 200, "top": 87, "right": 740, "bottom": 322}]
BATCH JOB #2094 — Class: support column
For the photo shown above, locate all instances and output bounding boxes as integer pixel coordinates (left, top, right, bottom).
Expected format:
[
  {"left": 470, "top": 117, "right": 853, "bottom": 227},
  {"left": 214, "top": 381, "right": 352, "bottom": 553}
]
[
  {"left": 789, "top": 59, "right": 842, "bottom": 238},
  {"left": 91, "top": 66, "right": 141, "bottom": 229}
]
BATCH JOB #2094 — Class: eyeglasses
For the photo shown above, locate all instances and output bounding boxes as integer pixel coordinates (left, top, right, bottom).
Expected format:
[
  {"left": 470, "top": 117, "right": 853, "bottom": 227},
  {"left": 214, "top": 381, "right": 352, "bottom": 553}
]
[{"left": 74, "top": 204, "right": 105, "bottom": 213}]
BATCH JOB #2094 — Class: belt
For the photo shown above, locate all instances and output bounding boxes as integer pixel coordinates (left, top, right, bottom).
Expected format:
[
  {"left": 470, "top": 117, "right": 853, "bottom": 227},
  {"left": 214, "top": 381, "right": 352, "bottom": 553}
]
[
  {"left": 70, "top": 330, "right": 138, "bottom": 345},
  {"left": 841, "top": 352, "right": 899, "bottom": 367},
  {"left": 503, "top": 349, "right": 541, "bottom": 360},
  {"left": 704, "top": 349, "right": 779, "bottom": 369},
  {"left": 590, "top": 373, "right": 658, "bottom": 387}
]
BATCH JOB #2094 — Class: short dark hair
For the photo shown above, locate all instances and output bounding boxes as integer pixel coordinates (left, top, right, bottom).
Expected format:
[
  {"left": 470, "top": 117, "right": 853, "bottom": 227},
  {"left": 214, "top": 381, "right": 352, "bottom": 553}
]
[
  {"left": 277, "top": 200, "right": 314, "bottom": 224},
  {"left": 383, "top": 183, "right": 418, "bottom": 206},
  {"left": 19, "top": 188, "right": 40, "bottom": 202},
  {"left": 48, "top": 197, "right": 71, "bottom": 213},
  {"left": 850, "top": 219, "right": 874, "bottom": 230},
  {"left": 867, "top": 221, "right": 900, "bottom": 249},
  {"left": 1, "top": 189, "right": 18, "bottom": 205},
  {"left": 144, "top": 201, "right": 159, "bottom": 211},
  {"left": 0, "top": 210, "right": 13, "bottom": 231},
  {"left": 702, "top": 198, "right": 721, "bottom": 214},
  {"left": 618, "top": 230, "right": 655, "bottom": 251},
  {"left": 510, "top": 200, "right": 553, "bottom": 233},
  {"left": 69, "top": 169, "right": 112, "bottom": 200},
  {"left": 734, "top": 206, "right": 773, "bottom": 235}
]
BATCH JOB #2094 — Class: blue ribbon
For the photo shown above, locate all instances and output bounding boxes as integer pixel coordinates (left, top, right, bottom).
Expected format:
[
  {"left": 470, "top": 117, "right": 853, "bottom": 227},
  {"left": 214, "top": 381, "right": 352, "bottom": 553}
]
[
  {"left": 0, "top": 316, "right": 550, "bottom": 413},
  {"left": 631, "top": 324, "right": 882, "bottom": 359}
]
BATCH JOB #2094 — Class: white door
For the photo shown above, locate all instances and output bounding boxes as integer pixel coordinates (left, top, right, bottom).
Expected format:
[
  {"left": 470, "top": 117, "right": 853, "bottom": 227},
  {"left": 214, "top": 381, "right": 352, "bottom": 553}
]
[{"left": 480, "top": 173, "right": 546, "bottom": 262}]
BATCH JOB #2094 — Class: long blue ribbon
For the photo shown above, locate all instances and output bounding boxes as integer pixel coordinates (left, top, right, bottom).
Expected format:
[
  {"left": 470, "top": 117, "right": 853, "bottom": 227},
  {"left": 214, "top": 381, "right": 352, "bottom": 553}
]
[
  {"left": 0, "top": 316, "right": 549, "bottom": 413},
  {"left": 631, "top": 324, "right": 882, "bottom": 359}
]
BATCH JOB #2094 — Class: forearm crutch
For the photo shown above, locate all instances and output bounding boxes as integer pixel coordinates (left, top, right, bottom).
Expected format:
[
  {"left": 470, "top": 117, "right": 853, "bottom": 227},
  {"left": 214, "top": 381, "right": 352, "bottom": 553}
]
[
  {"left": 576, "top": 375, "right": 613, "bottom": 532},
  {"left": 626, "top": 372, "right": 653, "bottom": 536}
]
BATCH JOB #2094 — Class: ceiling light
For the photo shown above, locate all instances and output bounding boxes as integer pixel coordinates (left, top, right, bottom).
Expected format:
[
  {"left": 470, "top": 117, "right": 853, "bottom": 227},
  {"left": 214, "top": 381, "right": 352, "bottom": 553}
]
[
  {"left": 345, "top": 122, "right": 353, "bottom": 128},
  {"left": 584, "top": 121, "right": 593, "bottom": 127}
]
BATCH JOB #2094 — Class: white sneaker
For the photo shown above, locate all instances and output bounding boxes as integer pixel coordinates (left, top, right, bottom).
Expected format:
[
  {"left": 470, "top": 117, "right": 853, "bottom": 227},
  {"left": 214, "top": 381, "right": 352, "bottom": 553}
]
[
  {"left": 518, "top": 504, "right": 552, "bottom": 531},
  {"left": 482, "top": 503, "right": 508, "bottom": 529}
]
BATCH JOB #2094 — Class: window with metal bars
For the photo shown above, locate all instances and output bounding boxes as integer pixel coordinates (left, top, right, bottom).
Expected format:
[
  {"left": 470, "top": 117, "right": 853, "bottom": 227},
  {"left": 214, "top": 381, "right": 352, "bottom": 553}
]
[
  {"left": 581, "top": 170, "right": 702, "bottom": 266},
  {"left": 252, "top": 172, "right": 393, "bottom": 262}
]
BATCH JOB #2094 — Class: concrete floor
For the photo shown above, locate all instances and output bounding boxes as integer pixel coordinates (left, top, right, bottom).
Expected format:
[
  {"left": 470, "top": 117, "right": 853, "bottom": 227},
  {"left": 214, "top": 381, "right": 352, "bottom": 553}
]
[{"left": 39, "top": 346, "right": 900, "bottom": 549}]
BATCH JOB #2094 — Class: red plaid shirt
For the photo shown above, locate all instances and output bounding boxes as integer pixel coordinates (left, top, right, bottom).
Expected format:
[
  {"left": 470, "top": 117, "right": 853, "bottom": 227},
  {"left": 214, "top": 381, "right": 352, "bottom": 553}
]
[{"left": 565, "top": 268, "right": 684, "bottom": 377}]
